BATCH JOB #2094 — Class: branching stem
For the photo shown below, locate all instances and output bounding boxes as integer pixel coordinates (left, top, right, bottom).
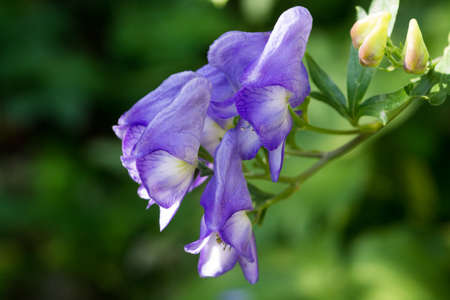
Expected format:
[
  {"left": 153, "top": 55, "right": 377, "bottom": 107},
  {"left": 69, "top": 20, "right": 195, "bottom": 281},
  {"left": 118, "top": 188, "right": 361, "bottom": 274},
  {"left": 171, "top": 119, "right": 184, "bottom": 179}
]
[{"left": 253, "top": 132, "right": 375, "bottom": 224}]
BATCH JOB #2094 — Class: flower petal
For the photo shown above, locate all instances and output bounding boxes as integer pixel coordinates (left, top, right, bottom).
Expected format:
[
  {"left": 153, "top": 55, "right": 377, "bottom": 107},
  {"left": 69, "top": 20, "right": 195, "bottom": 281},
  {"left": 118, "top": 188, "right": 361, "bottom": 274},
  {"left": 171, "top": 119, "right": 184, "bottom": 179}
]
[
  {"left": 201, "top": 129, "right": 253, "bottom": 231},
  {"left": 112, "top": 124, "right": 128, "bottom": 139},
  {"left": 188, "top": 172, "right": 209, "bottom": 193},
  {"left": 198, "top": 233, "right": 239, "bottom": 278},
  {"left": 197, "top": 65, "right": 237, "bottom": 119},
  {"left": 238, "top": 231, "right": 258, "bottom": 284},
  {"left": 208, "top": 31, "right": 270, "bottom": 89},
  {"left": 236, "top": 85, "right": 292, "bottom": 150},
  {"left": 138, "top": 187, "right": 180, "bottom": 231},
  {"left": 122, "top": 125, "right": 146, "bottom": 157},
  {"left": 133, "top": 77, "right": 211, "bottom": 164},
  {"left": 188, "top": 161, "right": 212, "bottom": 193},
  {"left": 268, "top": 141, "right": 285, "bottom": 182},
  {"left": 120, "top": 155, "right": 141, "bottom": 184},
  {"left": 184, "top": 216, "right": 211, "bottom": 254},
  {"left": 185, "top": 235, "right": 211, "bottom": 255},
  {"left": 133, "top": 77, "right": 211, "bottom": 165},
  {"left": 237, "top": 120, "right": 262, "bottom": 160},
  {"left": 138, "top": 185, "right": 151, "bottom": 199},
  {"left": 241, "top": 6, "right": 312, "bottom": 105},
  {"left": 136, "top": 150, "right": 196, "bottom": 208},
  {"left": 200, "top": 116, "right": 227, "bottom": 156},
  {"left": 118, "top": 71, "right": 199, "bottom": 128},
  {"left": 220, "top": 211, "right": 254, "bottom": 262},
  {"left": 159, "top": 200, "right": 181, "bottom": 231}
]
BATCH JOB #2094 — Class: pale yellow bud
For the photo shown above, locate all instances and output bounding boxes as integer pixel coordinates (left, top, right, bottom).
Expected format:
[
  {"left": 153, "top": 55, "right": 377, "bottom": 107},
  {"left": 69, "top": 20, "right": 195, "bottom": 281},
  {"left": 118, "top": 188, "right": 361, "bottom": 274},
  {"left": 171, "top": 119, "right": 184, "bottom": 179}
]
[
  {"left": 358, "top": 12, "right": 391, "bottom": 67},
  {"left": 403, "top": 19, "right": 429, "bottom": 74},
  {"left": 350, "top": 13, "right": 380, "bottom": 48}
]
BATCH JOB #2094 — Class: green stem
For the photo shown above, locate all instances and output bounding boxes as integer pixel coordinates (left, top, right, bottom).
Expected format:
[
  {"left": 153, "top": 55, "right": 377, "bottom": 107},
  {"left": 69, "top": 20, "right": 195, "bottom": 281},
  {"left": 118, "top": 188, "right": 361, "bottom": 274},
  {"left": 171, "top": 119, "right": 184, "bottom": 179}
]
[
  {"left": 285, "top": 149, "right": 324, "bottom": 158},
  {"left": 303, "top": 123, "right": 361, "bottom": 135},
  {"left": 245, "top": 173, "right": 295, "bottom": 184},
  {"left": 254, "top": 132, "right": 374, "bottom": 224}
]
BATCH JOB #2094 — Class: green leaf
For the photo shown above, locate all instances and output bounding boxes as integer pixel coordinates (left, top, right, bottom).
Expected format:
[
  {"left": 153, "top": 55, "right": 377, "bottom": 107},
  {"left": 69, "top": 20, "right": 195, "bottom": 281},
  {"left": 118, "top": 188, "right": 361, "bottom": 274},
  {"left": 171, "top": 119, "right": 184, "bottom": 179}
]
[
  {"left": 305, "top": 53, "right": 349, "bottom": 119},
  {"left": 347, "top": 44, "right": 376, "bottom": 118},
  {"left": 358, "top": 88, "right": 411, "bottom": 125},
  {"left": 409, "top": 69, "right": 449, "bottom": 97},
  {"left": 247, "top": 183, "right": 274, "bottom": 206},
  {"left": 368, "top": 0, "right": 399, "bottom": 36},
  {"left": 256, "top": 208, "right": 267, "bottom": 225},
  {"left": 428, "top": 87, "right": 448, "bottom": 106},
  {"left": 197, "top": 161, "right": 213, "bottom": 177},
  {"left": 309, "top": 91, "right": 328, "bottom": 102},
  {"left": 198, "top": 146, "right": 213, "bottom": 163}
]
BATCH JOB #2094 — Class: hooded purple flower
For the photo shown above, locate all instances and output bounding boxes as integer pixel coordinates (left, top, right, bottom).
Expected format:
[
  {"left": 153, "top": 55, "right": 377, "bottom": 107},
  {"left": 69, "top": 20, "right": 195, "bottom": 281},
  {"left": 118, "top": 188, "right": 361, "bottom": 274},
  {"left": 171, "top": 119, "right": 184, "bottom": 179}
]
[
  {"left": 200, "top": 129, "right": 253, "bottom": 231},
  {"left": 113, "top": 72, "right": 211, "bottom": 231},
  {"left": 206, "top": 6, "right": 312, "bottom": 181},
  {"left": 185, "top": 212, "right": 258, "bottom": 284},
  {"left": 185, "top": 128, "right": 258, "bottom": 283}
]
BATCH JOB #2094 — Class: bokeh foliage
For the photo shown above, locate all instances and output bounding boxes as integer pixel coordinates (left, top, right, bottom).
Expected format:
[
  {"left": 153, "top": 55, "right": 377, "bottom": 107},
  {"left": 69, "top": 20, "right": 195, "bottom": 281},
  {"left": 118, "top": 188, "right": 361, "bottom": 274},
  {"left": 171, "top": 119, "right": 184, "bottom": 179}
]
[{"left": 0, "top": 0, "right": 449, "bottom": 299}]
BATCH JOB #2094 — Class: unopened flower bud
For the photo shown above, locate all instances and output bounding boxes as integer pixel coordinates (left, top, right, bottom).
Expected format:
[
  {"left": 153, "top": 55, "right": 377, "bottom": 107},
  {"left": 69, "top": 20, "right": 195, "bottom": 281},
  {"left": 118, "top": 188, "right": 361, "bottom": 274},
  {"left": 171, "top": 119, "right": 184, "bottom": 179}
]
[
  {"left": 403, "top": 19, "right": 429, "bottom": 74},
  {"left": 350, "top": 13, "right": 380, "bottom": 48},
  {"left": 358, "top": 12, "right": 391, "bottom": 67}
]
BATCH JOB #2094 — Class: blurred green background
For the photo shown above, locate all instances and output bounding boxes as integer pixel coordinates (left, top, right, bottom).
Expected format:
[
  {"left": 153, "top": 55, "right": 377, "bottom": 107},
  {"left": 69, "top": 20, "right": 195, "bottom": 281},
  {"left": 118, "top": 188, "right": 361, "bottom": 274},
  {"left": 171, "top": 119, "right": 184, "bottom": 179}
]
[{"left": 0, "top": 0, "right": 449, "bottom": 299}]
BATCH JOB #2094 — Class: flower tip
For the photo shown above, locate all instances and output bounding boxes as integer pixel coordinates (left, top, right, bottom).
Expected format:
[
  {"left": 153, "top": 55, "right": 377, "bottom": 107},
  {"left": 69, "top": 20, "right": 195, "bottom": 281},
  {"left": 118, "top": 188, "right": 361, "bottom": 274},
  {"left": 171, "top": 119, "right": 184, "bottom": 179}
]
[
  {"left": 357, "top": 12, "right": 391, "bottom": 67},
  {"left": 350, "top": 12, "right": 391, "bottom": 50},
  {"left": 403, "top": 18, "right": 429, "bottom": 74}
]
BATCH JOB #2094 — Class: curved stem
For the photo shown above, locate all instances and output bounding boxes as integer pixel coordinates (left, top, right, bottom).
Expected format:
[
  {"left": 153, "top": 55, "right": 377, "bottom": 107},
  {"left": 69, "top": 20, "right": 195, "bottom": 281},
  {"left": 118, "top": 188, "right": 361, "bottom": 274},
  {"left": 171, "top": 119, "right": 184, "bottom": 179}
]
[
  {"left": 245, "top": 173, "right": 295, "bottom": 184},
  {"left": 252, "top": 84, "right": 418, "bottom": 224},
  {"left": 254, "top": 132, "right": 374, "bottom": 223},
  {"left": 303, "top": 123, "right": 361, "bottom": 135},
  {"left": 285, "top": 149, "right": 324, "bottom": 158}
]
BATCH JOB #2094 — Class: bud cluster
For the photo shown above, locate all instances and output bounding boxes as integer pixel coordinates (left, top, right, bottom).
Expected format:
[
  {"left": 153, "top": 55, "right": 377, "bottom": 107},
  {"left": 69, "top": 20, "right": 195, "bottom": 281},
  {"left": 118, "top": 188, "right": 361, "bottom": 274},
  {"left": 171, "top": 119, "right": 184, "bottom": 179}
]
[{"left": 351, "top": 11, "right": 430, "bottom": 74}]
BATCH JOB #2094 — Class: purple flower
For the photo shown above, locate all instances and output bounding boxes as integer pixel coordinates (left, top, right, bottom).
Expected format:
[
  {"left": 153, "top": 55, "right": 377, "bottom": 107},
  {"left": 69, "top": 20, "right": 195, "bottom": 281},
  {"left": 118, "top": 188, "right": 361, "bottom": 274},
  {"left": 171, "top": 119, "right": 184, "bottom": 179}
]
[
  {"left": 200, "top": 129, "right": 253, "bottom": 231},
  {"left": 197, "top": 64, "right": 237, "bottom": 120},
  {"left": 113, "top": 72, "right": 211, "bottom": 231},
  {"left": 185, "top": 128, "right": 258, "bottom": 283},
  {"left": 236, "top": 119, "right": 285, "bottom": 181},
  {"left": 185, "top": 212, "right": 258, "bottom": 284},
  {"left": 207, "top": 6, "right": 312, "bottom": 181}
]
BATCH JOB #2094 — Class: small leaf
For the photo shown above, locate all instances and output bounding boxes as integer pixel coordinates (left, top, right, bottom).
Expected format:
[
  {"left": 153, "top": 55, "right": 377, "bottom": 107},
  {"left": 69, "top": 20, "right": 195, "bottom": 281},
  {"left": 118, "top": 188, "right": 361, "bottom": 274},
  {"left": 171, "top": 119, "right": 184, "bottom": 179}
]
[
  {"left": 305, "top": 53, "right": 350, "bottom": 119},
  {"left": 247, "top": 182, "right": 274, "bottom": 206},
  {"left": 368, "top": 0, "right": 399, "bottom": 36},
  {"left": 347, "top": 44, "right": 376, "bottom": 118},
  {"left": 410, "top": 69, "right": 448, "bottom": 97},
  {"left": 428, "top": 87, "right": 448, "bottom": 106},
  {"left": 197, "top": 161, "right": 214, "bottom": 177},
  {"left": 406, "top": 66, "right": 449, "bottom": 106},
  {"left": 198, "top": 146, "right": 213, "bottom": 163},
  {"left": 358, "top": 88, "right": 411, "bottom": 125},
  {"left": 309, "top": 91, "right": 329, "bottom": 102},
  {"left": 256, "top": 208, "right": 267, "bottom": 226}
]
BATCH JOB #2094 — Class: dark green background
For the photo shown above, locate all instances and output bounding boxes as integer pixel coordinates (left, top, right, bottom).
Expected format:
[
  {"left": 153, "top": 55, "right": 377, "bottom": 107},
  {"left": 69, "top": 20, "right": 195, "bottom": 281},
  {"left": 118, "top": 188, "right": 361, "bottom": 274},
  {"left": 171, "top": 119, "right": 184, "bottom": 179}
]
[{"left": 1, "top": 0, "right": 449, "bottom": 299}]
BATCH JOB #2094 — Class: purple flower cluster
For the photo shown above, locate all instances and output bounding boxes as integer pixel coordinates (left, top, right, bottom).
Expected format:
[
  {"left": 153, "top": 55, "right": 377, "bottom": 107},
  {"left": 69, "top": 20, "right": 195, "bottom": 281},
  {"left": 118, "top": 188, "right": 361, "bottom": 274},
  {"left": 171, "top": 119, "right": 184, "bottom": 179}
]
[{"left": 113, "top": 6, "right": 312, "bottom": 283}]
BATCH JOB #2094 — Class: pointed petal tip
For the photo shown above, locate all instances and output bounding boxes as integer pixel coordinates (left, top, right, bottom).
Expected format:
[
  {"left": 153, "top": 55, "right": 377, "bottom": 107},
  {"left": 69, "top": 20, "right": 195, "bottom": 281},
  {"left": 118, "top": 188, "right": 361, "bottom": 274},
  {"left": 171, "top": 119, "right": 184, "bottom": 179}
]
[
  {"left": 159, "top": 201, "right": 181, "bottom": 231},
  {"left": 269, "top": 142, "right": 285, "bottom": 182}
]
